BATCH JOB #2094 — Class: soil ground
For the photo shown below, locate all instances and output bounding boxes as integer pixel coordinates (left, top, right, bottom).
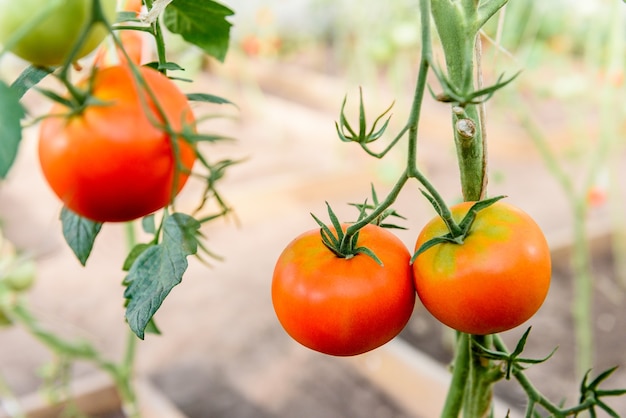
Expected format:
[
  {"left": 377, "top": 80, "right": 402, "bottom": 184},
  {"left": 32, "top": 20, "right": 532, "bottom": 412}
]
[{"left": 1, "top": 57, "right": 625, "bottom": 417}]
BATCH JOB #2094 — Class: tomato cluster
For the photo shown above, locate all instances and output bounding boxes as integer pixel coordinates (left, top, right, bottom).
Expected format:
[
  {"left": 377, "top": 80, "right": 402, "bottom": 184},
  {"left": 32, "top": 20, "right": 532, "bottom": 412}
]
[{"left": 272, "top": 201, "right": 551, "bottom": 356}]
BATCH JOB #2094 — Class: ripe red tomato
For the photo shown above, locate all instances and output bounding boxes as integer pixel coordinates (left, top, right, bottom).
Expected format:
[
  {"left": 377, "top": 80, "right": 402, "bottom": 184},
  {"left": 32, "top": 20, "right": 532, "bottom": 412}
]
[
  {"left": 272, "top": 224, "right": 416, "bottom": 356},
  {"left": 412, "top": 201, "right": 551, "bottom": 335},
  {"left": 38, "top": 65, "right": 196, "bottom": 222}
]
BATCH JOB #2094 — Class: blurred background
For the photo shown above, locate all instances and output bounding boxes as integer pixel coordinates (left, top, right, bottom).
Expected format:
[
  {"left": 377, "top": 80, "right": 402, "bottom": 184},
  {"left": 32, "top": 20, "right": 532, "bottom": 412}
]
[{"left": 1, "top": 0, "right": 626, "bottom": 416}]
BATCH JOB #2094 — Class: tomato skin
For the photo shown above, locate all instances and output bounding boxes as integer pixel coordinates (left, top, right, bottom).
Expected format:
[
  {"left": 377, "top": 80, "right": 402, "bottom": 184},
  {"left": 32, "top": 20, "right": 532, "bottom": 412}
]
[
  {"left": 272, "top": 224, "right": 416, "bottom": 356},
  {"left": 0, "top": 0, "right": 117, "bottom": 66},
  {"left": 38, "top": 65, "right": 196, "bottom": 222},
  {"left": 412, "top": 201, "right": 551, "bottom": 335}
]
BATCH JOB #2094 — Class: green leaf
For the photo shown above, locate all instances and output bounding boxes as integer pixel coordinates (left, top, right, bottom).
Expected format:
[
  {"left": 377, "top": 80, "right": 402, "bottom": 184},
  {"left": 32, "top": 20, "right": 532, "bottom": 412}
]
[
  {"left": 162, "top": 0, "right": 234, "bottom": 62},
  {"left": 0, "top": 81, "right": 25, "bottom": 179},
  {"left": 144, "top": 61, "right": 185, "bottom": 72},
  {"left": 142, "top": 214, "right": 156, "bottom": 234},
  {"left": 122, "top": 243, "right": 155, "bottom": 271},
  {"left": 10, "top": 65, "right": 52, "bottom": 99},
  {"left": 123, "top": 213, "right": 201, "bottom": 339},
  {"left": 186, "top": 93, "right": 236, "bottom": 106},
  {"left": 60, "top": 207, "right": 103, "bottom": 266}
]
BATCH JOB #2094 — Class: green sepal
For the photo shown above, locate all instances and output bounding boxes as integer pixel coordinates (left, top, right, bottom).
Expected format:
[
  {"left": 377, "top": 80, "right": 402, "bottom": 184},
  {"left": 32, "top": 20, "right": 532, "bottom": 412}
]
[{"left": 310, "top": 202, "right": 382, "bottom": 265}]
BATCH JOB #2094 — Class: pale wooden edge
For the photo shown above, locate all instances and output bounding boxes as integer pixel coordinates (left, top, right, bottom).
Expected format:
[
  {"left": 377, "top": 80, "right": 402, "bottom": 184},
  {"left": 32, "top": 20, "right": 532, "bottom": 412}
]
[{"left": 0, "top": 373, "right": 187, "bottom": 418}]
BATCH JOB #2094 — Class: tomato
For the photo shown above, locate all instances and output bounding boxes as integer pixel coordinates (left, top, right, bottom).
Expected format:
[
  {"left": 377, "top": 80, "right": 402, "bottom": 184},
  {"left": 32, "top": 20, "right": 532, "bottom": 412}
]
[
  {"left": 38, "top": 65, "right": 196, "bottom": 222},
  {"left": 0, "top": 0, "right": 117, "bottom": 66},
  {"left": 412, "top": 201, "right": 551, "bottom": 335},
  {"left": 272, "top": 224, "right": 416, "bottom": 356},
  {"left": 122, "top": 0, "right": 143, "bottom": 13}
]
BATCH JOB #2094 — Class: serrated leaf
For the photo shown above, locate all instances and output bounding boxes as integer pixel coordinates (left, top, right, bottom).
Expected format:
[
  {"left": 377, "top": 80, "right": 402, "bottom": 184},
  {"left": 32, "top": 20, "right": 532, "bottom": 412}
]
[
  {"left": 123, "top": 245, "right": 185, "bottom": 339},
  {"left": 123, "top": 213, "right": 201, "bottom": 338},
  {"left": 60, "top": 207, "right": 103, "bottom": 266},
  {"left": 162, "top": 0, "right": 234, "bottom": 62},
  {"left": 10, "top": 65, "right": 52, "bottom": 99},
  {"left": 186, "top": 93, "right": 236, "bottom": 106},
  {"left": 0, "top": 81, "right": 25, "bottom": 179}
]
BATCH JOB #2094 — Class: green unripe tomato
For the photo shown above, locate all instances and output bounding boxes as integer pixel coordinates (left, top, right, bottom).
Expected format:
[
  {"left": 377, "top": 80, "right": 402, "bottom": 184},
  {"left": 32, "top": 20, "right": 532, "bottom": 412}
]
[
  {"left": 0, "top": 0, "right": 117, "bottom": 66},
  {"left": 3, "top": 259, "right": 36, "bottom": 292}
]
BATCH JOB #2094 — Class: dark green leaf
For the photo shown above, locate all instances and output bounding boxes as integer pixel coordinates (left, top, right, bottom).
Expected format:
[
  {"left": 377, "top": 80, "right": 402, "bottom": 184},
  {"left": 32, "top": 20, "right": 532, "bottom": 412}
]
[
  {"left": 186, "top": 93, "right": 236, "bottom": 106},
  {"left": 10, "top": 65, "right": 52, "bottom": 99},
  {"left": 123, "top": 213, "right": 201, "bottom": 338},
  {"left": 60, "top": 207, "right": 103, "bottom": 266},
  {"left": 0, "top": 81, "right": 25, "bottom": 179},
  {"left": 162, "top": 0, "right": 234, "bottom": 62},
  {"left": 143, "top": 61, "right": 185, "bottom": 72},
  {"left": 122, "top": 243, "right": 156, "bottom": 271}
]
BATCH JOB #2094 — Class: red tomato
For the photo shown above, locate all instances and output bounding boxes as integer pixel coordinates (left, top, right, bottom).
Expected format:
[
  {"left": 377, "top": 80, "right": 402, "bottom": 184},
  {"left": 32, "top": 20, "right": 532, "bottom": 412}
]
[
  {"left": 412, "top": 201, "right": 551, "bottom": 335},
  {"left": 272, "top": 224, "right": 416, "bottom": 356},
  {"left": 38, "top": 65, "right": 196, "bottom": 222}
]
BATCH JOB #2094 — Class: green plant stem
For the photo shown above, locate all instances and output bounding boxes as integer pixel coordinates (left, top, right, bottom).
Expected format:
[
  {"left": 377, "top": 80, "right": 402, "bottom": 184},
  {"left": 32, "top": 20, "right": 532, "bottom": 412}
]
[
  {"left": 343, "top": 0, "right": 462, "bottom": 246},
  {"left": 440, "top": 333, "right": 469, "bottom": 418},
  {"left": 492, "top": 335, "right": 601, "bottom": 417},
  {"left": 430, "top": 1, "right": 488, "bottom": 201},
  {"left": 571, "top": 200, "right": 593, "bottom": 376},
  {"left": 116, "top": 222, "right": 140, "bottom": 417},
  {"left": 517, "top": 106, "right": 594, "bottom": 377}
]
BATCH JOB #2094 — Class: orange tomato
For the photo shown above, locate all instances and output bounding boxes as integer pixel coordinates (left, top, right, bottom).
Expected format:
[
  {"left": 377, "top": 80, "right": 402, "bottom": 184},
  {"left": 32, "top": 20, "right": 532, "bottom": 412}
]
[
  {"left": 272, "top": 224, "right": 416, "bottom": 356},
  {"left": 412, "top": 201, "right": 551, "bottom": 335}
]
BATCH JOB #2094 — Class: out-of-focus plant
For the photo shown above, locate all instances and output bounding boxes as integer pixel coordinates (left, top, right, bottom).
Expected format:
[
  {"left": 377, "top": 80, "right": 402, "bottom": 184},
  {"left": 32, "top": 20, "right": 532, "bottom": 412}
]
[{"left": 484, "top": 0, "right": 626, "bottom": 378}]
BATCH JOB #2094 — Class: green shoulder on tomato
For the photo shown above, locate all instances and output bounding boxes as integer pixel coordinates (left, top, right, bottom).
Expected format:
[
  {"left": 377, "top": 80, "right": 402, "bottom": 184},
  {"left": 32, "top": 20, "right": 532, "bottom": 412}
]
[{"left": 412, "top": 201, "right": 551, "bottom": 335}]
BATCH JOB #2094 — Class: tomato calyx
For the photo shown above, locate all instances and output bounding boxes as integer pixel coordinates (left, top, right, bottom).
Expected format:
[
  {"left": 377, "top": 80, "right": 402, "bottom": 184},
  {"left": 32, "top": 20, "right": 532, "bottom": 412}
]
[
  {"left": 411, "top": 194, "right": 505, "bottom": 263},
  {"left": 474, "top": 328, "right": 556, "bottom": 380},
  {"left": 311, "top": 202, "right": 383, "bottom": 265},
  {"left": 335, "top": 87, "right": 394, "bottom": 147},
  {"left": 429, "top": 61, "right": 521, "bottom": 107}
]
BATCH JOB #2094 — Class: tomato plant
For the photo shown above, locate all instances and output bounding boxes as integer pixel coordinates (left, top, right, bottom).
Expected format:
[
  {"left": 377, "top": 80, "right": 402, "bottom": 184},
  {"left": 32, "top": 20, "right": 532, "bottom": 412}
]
[
  {"left": 272, "top": 224, "right": 415, "bottom": 356},
  {"left": 38, "top": 64, "right": 197, "bottom": 223},
  {"left": 0, "top": 0, "right": 117, "bottom": 66},
  {"left": 412, "top": 201, "right": 551, "bottom": 335}
]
